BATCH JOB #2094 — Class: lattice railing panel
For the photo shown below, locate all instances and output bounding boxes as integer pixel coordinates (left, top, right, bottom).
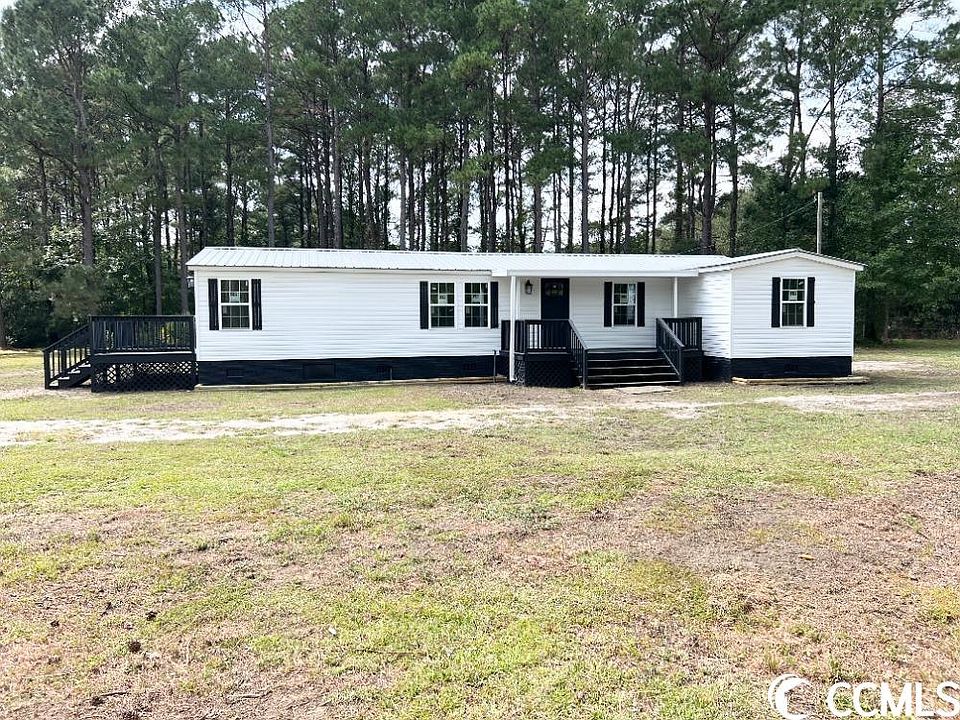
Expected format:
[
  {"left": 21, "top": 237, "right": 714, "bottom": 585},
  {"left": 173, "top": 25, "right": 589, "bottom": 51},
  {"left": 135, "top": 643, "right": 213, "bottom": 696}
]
[
  {"left": 523, "top": 359, "right": 574, "bottom": 388},
  {"left": 92, "top": 361, "right": 197, "bottom": 393}
]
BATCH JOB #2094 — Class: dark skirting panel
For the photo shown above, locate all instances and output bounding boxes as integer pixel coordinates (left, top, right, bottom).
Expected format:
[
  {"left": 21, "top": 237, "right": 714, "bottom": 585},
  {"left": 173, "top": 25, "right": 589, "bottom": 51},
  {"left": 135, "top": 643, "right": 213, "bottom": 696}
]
[
  {"left": 92, "top": 359, "right": 198, "bottom": 393},
  {"left": 702, "top": 356, "right": 733, "bottom": 382},
  {"left": 511, "top": 352, "right": 575, "bottom": 388},
  {"left": 703, "top": 355, "right": 852, "bottom": 381},
  {"left": 198, "top": 354, "right": 501, "bottom": 386}
]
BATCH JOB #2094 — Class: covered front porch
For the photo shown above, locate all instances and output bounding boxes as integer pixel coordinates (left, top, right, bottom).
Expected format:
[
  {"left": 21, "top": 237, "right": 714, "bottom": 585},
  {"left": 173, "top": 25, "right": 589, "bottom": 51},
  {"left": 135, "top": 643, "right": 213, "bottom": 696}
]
[{"left": 496, "top": 273, "right": 703, "bottom": 389}]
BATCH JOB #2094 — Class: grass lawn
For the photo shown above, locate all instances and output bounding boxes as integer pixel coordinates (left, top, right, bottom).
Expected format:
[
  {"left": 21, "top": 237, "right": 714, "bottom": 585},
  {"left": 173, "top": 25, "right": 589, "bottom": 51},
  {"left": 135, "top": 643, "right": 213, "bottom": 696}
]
[{"left": 1, "top": 341, "right": 959, "bottom": 718}]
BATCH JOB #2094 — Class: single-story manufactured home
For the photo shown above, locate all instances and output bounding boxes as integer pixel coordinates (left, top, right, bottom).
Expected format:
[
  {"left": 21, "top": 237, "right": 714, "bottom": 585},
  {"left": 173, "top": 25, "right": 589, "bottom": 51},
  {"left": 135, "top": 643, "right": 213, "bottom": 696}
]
[{"left": 185, "top": 246, "right": 864, "bottom": 389}]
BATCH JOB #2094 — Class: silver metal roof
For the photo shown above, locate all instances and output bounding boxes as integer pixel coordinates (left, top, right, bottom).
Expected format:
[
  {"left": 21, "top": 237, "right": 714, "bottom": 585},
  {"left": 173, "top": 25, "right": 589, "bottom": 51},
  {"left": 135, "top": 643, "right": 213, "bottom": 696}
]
[
  {"left": 188, "top": 247, "right": 727, "bottom": 276},
  {"left": 187, "top": 246, "right": 863, "bottom": 275}
]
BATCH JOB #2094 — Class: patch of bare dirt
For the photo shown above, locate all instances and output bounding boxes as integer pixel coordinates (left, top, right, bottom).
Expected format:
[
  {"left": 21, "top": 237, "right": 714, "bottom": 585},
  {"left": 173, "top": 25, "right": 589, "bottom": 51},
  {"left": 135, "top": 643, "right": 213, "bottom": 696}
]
[
  {"left": 0, "top": 405, "right": 589, "bottom": 447},
  {"left": 0, "top": 387, "right": 62, "bottom": 400},
  {"left": 758, "top": 390, "right": 960, "bottom": 413},
  {"left": 6, "top": 386, "right": 960, "bottom": 447},
  {"left": 853, "top": 359, "right": 938, "bottom": 375}
]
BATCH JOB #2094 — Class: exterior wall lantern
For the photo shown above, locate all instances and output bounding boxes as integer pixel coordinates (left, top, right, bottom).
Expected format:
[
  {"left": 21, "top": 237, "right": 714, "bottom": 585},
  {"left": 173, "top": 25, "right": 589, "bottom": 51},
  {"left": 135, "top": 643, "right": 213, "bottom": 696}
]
[{"left": 524, "top": 280, "right": 534, "bottom": 295}]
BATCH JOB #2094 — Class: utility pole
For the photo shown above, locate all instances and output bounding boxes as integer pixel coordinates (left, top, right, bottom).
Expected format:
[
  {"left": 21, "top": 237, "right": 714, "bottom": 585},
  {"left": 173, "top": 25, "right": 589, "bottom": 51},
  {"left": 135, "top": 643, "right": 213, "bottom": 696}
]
[{"left": 816, "top": 191, "right": 823, "bottom": 254}]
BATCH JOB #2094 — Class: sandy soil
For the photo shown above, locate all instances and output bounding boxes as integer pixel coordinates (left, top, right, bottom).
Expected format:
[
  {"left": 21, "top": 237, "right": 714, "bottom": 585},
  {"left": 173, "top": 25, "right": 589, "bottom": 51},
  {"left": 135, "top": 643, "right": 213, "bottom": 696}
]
[
  {"left": 852, "top": 359, "right": 940, "bottom": 374},
  {"left": 0, "top": 405, "right": 578, "bottom": 447},
  {"left": 3, "top": 386, "right": 960, "bottom": 446}
]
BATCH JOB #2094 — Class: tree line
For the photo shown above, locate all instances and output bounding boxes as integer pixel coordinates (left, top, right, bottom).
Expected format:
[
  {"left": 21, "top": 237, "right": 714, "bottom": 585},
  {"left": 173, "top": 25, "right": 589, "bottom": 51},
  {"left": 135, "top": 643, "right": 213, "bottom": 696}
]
[{"left": 0, "top": 0, "right": 958, "bottom": 347}]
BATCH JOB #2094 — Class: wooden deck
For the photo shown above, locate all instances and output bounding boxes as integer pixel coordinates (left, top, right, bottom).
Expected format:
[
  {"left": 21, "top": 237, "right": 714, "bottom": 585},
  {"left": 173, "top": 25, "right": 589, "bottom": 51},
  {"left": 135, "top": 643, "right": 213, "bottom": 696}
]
[{"left": 44, "top": 316, "right": 197, "bottom": 392}]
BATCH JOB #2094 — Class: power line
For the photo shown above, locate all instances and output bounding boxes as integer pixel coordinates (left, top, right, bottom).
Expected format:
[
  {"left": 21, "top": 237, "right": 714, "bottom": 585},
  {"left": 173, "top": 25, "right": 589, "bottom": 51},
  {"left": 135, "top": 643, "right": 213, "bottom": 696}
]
[
  {"left": 749, "top": 198, "right": 818, "bottom": 233},
  {"left": 655, "top": 196, "right": 818, "bottom": 255}
]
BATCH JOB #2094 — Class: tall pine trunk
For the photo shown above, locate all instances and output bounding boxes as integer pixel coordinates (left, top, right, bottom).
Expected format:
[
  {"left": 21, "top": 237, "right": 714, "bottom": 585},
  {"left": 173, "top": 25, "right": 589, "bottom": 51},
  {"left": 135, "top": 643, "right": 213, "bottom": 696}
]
[
  {"left": 700, "top": 97, "right": 716, "bottom": 253},
  {"left": 579, "top": 70, "right": 590, "bottom": 253},
  {"left": 458, "top": 123, "right": 470, "bottom": 252},
  {"left": 261, "top": 1, "right": 277, "bottom": 247}
]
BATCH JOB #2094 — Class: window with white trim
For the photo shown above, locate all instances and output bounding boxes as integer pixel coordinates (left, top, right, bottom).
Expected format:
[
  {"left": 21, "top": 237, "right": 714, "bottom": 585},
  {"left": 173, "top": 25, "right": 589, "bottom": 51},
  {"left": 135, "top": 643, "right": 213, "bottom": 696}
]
[
  {"left": 781, "top": 278, "right": 806, "bottom": 327},
  {"left": 464, "top": 282, "right": 489, "bottom": 328},
  {"left": 429, "top": 282, "right": 455, "bottom": 328},
  {"left": 220, "top": 279, "right": 250, "bottom": 329},
  {"left": 612, "top": 283, "right": 637, "bottom": 326}
]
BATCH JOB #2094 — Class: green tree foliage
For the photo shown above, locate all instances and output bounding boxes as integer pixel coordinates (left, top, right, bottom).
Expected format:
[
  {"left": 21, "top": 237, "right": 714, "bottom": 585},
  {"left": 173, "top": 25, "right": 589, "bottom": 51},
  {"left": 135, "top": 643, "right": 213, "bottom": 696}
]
[{"left": 0, "top": 0, "right": 957, "bottom": 345}]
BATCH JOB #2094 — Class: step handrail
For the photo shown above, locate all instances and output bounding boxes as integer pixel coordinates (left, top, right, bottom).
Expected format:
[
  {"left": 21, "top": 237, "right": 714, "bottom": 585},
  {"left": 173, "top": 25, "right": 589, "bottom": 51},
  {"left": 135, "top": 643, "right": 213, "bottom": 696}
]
[
  {"left": 655, "top": 317, "right": 685, "bottom": 384},
  {"left": 568, "top": 320, "right": 590, "bottom": 389},
  {"left": 43, "top": 324, "right": 91, "bottom": 389}
]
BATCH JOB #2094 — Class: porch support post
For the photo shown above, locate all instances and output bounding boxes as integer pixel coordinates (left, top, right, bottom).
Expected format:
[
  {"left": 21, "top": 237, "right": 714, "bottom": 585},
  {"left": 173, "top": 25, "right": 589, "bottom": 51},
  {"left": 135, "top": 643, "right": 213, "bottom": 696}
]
[
  {"left": 672, "top": 277, "right": 679, "bottom": 317},
  {"left": 509, "top": 274, "right": 517, "bottom": 382}
]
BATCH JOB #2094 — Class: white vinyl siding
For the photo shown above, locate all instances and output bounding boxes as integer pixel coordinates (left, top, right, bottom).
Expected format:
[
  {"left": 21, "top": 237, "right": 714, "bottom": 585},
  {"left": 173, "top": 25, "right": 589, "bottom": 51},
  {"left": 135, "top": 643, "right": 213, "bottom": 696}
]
[
  {"left": 730, "top": 258, "right": 855, "bottom": 358},
  {"left": 195, "top": 270, "right": 500, "bottom": 361},
  {"left": 193, "top": 258, "right": 856, "bottom": 364},
  {"left": 677, "top": 272, "right": 732, "bottom": 358}
]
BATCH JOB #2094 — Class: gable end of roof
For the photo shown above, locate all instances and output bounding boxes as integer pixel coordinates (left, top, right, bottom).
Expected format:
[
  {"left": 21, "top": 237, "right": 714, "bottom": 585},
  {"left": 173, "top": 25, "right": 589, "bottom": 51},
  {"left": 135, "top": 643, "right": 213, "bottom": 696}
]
[{"left": 698, "top": 249, "right": 865, "bottom": 273}]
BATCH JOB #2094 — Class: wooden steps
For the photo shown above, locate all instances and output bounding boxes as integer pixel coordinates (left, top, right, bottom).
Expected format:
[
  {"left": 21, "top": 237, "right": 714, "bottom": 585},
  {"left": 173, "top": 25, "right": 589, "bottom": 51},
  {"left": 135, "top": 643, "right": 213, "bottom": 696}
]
[
  {"left": 46, "top": 362, "right": 92, "bottom": 389},
  {"left": 582, "top": 349, "right": 680, "bottom": 389}
]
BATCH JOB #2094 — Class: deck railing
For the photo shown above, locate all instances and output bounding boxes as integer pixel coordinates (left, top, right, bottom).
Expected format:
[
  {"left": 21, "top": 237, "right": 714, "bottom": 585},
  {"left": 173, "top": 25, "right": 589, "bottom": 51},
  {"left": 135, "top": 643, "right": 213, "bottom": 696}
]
[
  {"left": 90, "top": 315, "right": 195, "bottom": 354},
  {"left": 43, "top": 325, "right": 91, "bottom": 389},
  {"left": 501, "top": 319, "right": 571, "bottom": 353},
  {"left": 661, "top": 317, "right": 702, "bottom": 350}
]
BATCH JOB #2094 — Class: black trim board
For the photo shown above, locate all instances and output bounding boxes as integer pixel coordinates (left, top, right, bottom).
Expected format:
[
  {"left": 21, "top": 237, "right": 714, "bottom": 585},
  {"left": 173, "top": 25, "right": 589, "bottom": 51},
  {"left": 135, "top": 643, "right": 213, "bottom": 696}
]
[
  {"left": 199, "top": 355, "right": 500, "bottom": 385},
  {"left": 702, "top": 355, "right": 852, "bottom": 382}
]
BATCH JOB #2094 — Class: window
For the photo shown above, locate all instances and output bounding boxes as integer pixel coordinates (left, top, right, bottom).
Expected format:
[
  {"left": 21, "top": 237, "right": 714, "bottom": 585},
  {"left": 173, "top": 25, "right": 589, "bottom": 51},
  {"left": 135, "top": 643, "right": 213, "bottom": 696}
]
[
  {"left": 612, "top": 283, "right": 637, "bottom": 326},
  {"left": 429, "top": 282, "right": 455, "bottom": 328},
  {"left": 781, "top": 278, "right": 806, "bottom": 327},
  {"left": 220, "top": 279, "right": 250, "bottom": 329},
  {"left": 464, "top": 282, "right": 489, "bottom": 328}
]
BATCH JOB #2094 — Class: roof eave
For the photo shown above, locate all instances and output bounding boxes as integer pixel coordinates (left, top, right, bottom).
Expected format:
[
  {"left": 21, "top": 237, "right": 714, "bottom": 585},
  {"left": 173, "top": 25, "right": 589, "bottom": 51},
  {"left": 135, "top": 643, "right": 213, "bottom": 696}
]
[
  {"left": 491, "top": 269, "right": 701, "bottom": 278},
  {"left": 698, "top": 249, "right": 865, "bottom": 273}
]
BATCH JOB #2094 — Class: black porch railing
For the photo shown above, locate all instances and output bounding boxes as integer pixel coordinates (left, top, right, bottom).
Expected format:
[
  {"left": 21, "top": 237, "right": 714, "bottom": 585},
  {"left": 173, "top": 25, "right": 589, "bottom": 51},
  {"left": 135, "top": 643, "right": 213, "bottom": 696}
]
[
  {"left": 568, "top": 321, "right": 589, "bottom": 389},
  {"left": 656, "top": 316, "right": 704, "bottom": 384},
  {"left": 43, "top": 325, "right": 91, "bottom": 389},
  {"left": 500, "top": 319, "right": 590, "bottom": 387},
  {"left": 500, "top": 319, "right": 575, "bottom": 353},
  {"left": 90, "top": 315, "right": 195, "bottom": 354},
  {"left": 656, "top": 319, "right": 686, "bottom": 383},
  {"left": 661, "top": 317, "right": 703, "bottom": 350}
]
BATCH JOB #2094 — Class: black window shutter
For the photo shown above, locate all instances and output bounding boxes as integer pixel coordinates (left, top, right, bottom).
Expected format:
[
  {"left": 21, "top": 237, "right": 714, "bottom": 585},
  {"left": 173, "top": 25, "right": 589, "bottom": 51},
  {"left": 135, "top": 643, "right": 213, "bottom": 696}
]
[
  {"left": 419, "top": 281, "right": 429, "bottom": 329},
  {"left": 489, "top": 281, "right": 499, "bottom": 328},
  {"left": 771, "top": 277, "right": 781, "bottom": 327},
  {"left": 636, "top": 282, "right": 645, "bottom": 326},
  {"left": 208, "top": 278, "right": 219, "bottom": 331},
  {"left": 806, "top": 276, "right": 816, "bottom": 327},
  {"left": 251, "top": 278, "right": 262, "bottom": 330},
  {"left": 603, "top": 282, "right": 613, "bottom": 327}
]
